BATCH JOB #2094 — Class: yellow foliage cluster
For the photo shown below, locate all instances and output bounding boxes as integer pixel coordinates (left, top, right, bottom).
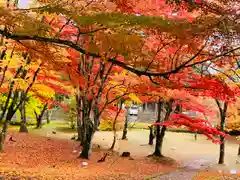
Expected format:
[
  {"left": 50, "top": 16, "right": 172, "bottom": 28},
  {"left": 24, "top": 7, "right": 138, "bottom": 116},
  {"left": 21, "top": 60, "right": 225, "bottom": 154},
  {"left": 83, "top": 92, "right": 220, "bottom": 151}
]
[
  {"left": 225, "top": 122, "right": 240, "bottom": 132},
  {"left": 98, "top": 118, "right": 124, "bottom": 131}
]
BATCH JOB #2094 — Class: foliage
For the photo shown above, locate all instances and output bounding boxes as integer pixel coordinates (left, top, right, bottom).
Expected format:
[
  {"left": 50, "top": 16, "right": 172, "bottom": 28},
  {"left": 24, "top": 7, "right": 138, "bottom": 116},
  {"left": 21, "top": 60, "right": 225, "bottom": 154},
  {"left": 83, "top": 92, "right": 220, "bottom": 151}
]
[
  {"left": 0, "top": 0, "right": 239, "bottom": 159},
  {"left": 98, "top": 118, "right": 124, "bottom": 131},
  {"left": 64, "top": 97, "right": 76, "bottom": 129}
]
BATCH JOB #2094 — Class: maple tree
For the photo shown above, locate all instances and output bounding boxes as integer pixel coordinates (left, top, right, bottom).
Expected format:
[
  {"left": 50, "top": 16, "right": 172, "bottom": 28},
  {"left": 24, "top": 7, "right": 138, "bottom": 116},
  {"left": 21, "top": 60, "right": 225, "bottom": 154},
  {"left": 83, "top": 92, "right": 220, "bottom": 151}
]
[
  {"left": 0, "top": 39, "right": 72, "bottom": 151},
  {"left": 118, "top": 67, "right": 238, "bottom": 158}
]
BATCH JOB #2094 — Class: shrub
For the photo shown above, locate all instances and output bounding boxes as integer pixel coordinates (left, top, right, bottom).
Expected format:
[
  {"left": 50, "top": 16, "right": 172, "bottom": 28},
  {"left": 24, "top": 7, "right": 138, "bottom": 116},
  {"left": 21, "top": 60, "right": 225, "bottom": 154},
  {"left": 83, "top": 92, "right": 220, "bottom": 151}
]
[
  {"left": 99, "top": 118, "right": 124, "bottom": 131},
  {"left": 9, "top": 119, "right": 36, "bottom": 126}
]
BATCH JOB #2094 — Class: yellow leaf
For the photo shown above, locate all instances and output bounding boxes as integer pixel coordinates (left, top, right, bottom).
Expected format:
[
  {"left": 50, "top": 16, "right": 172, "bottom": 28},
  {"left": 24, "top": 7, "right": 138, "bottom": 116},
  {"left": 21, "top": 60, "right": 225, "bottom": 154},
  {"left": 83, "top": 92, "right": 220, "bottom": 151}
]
[
  {"left": 128, "top": 93, "right": 141, "bottom": 104},
  {"left": 124, "top": 100, "right": 132, "bottom": 107},
  {"left": 14, "top": 78, "right": 29, "bottom": 90}
]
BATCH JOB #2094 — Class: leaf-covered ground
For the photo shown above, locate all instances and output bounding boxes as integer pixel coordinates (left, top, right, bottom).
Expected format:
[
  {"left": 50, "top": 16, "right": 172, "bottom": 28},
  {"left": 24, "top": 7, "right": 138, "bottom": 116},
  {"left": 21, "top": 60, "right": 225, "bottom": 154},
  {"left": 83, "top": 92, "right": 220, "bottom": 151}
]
[
  {"left": 2, "top": 126, "right": 240, "bottom": 179},
  {"left": 0, "top": 131, "right": 177, "bottom": 180}
]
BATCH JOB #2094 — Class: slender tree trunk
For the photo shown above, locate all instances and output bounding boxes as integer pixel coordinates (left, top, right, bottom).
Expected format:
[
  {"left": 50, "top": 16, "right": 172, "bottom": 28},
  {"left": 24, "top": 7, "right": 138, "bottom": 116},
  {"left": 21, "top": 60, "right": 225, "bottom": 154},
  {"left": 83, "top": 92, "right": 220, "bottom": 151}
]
[
  {"left": 79, "top": 100, "right": 94, "bottom": 158},
  {"left": 143, "top": 104, "right": 146, "bottom": 112},
  {"left": 0, "top": 101, "right": 14, "bottom": 151},
  {"left": 0, "top": 119, "right": 8, "bottom": 152},
  {"left": 110, "top": 121, "right": 117, "bottom": 150},
  {"left": 46, "top": 109, "right": 52, "bottom": 124},
  {"left": 218, "top": 135, "right": 225, "bottom": 164},
  {"left": 122, "top": 107, "right": 129, "bottom": 140},
  {"left": 153, "top": 100, "right": 163, "bottom": 156},
  {"left": 76, "top": 95, "right": 83, "bottom": 141},
  {"left": 194, "top": 133, "right": 197, "bottom": 140},
  {"left": 148, "top": 126, "right": 155, "bottom": 145},
  {"left": 158, "top": 126, "right": 166, "bottom": 155},
  {"left": 110, "top": 100, "right": 124, "bottom": 150},
  {"left": 110, "top": 133, "right": 117, "bottom": 150},
  {"left": 79, "top": 117, "right": 94, "bottom": 159},
  {"left": 216, "top": 100, "right": 227, "bottom": 164},
  {"left": 80, "top": 105, "right": 86, "bottom": 146},
  {"left": 157, "top": 100, "right": 173, "bottom": 156},
  {"left": 93, "top": 104, "right": 100, "bottom": 130},
  {"left": 35, "top": 103, "right": 48, "bottom": 129},
  {"left": 19, "top": 92, "right": 28, "bottom": 133},
  {"left": 2, "top": 91, "right": 19, "bottom": 124},
  {"left": 238, "top": 144, "right": 240, "bottom": 156}
]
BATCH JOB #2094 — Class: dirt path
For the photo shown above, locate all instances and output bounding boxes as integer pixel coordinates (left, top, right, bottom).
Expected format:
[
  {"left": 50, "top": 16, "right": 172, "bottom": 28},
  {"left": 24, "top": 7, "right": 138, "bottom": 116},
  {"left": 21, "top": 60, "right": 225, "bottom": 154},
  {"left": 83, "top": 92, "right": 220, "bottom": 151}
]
[{"left": 90, "top": 129, "right": 240, "bottom": 179}]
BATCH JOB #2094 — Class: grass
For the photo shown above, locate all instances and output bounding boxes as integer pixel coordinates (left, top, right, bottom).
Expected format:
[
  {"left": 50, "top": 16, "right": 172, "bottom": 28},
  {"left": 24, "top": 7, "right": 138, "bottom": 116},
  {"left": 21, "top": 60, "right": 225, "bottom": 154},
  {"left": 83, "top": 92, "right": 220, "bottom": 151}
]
[
  {"left": 6, "top": 120, "right": 73, "bottom": 137},
  {"left": 5, "top": 120, "right": 198, "bottom": 138},
  {"left": 129, "top": 122, "right": 197, "bottom": 134},
  {"left": 129, "top": 122, "right": 151, "bottom": 129}
]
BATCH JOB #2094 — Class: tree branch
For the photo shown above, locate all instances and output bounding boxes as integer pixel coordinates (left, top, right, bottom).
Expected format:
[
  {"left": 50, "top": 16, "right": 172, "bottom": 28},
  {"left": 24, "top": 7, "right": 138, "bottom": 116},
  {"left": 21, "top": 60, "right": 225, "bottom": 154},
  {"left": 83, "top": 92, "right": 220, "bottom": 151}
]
[{"left": 1, "top": 29, "right": 239, "bottom": 78}]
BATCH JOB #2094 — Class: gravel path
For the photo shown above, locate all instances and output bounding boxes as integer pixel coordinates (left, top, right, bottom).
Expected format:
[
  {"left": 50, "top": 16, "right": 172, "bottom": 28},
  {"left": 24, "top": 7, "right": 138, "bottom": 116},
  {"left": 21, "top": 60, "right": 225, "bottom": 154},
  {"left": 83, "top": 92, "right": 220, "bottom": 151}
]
[
  {"left": 150, "top": 156, "right": 215, "bottom": 180},
  {"left": 153, "top": 169, "right": 197, "bottom": 180}
]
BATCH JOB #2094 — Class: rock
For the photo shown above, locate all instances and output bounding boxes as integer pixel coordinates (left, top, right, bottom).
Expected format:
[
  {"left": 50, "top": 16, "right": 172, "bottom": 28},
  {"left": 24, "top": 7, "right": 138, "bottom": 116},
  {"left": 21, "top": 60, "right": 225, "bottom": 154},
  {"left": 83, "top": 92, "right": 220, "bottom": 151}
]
[
  {"left": 129, "top": 157, "right": 134, "bottom": 160},
  {"left": 81, "top": 161, "right": 88, "bottom": 167},
  {"left": 121, "top": 152, "right": 130, "bottom": 157},
  {"left": 230, "top": 169, "right": 237, "bottom": 174},
  {"left": 236, "top": 157, "right": 240, "bottom": 164}
]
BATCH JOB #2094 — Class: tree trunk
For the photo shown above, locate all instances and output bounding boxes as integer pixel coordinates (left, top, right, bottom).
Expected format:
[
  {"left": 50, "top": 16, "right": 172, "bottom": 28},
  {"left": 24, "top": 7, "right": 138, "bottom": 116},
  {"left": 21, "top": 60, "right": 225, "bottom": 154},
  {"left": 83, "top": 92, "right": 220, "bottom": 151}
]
[
  {"left": 148, "top": 126, "right": 155, "bottom": 145},
  {"left": 238, "top": 144, "right": 240, "bottom": 156},
  {"left": 19, "top": 103, "right": 28, "bottom": 133},
  {"left": 110, "top": 133, "right": 116, "bottom": 150},
  {"left": 5, "top": 103, "right": 15, "bottom": 122},
  {"left": 3, "top": 91, "right": 19, "bottom": 123},
  {"left": 0, "top": 119, "right": 8, "bottom": 152},
  {"left": 79, "top": 118, "right": 94, "bottom": 159},
  {"left": 19, "top": 92, "right": 28, "bottom": 133},
  {"left": 194, "top": 133, "right": 197, "bottom": 140},
  {"left": 110, "top": 120, "right": 117, "bottom": 150},
  {"left": 158, "top": 126, "right": 166, "bottom": 155},
  {"left": 143, "top": 104, "right": 146, "bottom": 112},
  {"left": 110, "top": 101, "right": 124, "bottom": 150},
  {"left": 216, "top": 100, "right": 227, "bottom": 165},
  {"left": 218, "top": 135, "right": 225, "bottom": 164},
  {"left": 93, "top": 104, "right": 100, "bottom": 130},
  {"left": 46, "top": 109, "right": 52, "bottom": 124},
  {"left": 35, "top": 103, "right": 48, "bottom": 129},
  {"left": 153, "top": 100, "right": 163, "bottom": 156},
  {"left": 76, "top": 95, "right": 83, "bottom": 141},
  {"left": 122, "top": 108, "right": 129, "bottom": 140},
  {"left": 157, "top": 100, "right": 173, "bottom": 156}
]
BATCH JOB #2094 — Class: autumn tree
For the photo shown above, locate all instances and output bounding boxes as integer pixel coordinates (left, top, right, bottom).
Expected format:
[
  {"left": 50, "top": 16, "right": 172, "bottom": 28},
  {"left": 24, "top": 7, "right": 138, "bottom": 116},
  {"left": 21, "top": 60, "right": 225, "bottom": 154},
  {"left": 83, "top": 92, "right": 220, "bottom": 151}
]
[{"left": 0, "top": 0, "right": 239, "bottom": 159}]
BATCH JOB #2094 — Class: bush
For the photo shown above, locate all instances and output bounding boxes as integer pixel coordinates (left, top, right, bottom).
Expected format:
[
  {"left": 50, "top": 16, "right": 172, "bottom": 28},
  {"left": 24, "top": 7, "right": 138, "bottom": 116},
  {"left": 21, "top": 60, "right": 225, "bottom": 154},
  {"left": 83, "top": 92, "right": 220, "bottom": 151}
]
[
  {"left": 224, "top": 121, "right": 240, "bottom": 136},
  {"left": 99, "top": 118, "right": 124, "bottom": 131},
  {"left": 9, "top": 120, "right": 36, "bottom": 126}
]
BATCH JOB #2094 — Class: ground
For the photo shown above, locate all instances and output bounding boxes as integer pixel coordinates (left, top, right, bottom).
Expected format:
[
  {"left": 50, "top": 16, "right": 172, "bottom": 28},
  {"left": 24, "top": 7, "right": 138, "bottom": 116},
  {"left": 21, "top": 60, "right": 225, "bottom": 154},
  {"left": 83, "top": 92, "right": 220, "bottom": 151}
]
[
  {"left": 0, "top": 131, "right": 176, "bottom": 180},
  {"left": 1, "top": 122, "right": 240, "bottom": 179}
]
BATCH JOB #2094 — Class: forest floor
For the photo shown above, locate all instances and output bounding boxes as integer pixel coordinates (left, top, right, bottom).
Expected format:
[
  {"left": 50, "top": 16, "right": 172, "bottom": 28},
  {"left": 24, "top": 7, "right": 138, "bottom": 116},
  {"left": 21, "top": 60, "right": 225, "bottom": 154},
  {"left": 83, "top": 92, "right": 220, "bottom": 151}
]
[
  {"left": 0, "top": 131, "right": 177, "bottom": 180},
  {"left": 1, "top": 122, "right": 240, "bottom": 179}
]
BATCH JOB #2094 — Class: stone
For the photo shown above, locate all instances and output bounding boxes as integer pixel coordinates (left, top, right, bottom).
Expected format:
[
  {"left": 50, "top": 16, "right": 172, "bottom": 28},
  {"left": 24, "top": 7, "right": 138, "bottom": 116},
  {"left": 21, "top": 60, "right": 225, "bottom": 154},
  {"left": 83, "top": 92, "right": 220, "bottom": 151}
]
[{"left": 81, "top": 161, "right": 88, "bottom": 167}]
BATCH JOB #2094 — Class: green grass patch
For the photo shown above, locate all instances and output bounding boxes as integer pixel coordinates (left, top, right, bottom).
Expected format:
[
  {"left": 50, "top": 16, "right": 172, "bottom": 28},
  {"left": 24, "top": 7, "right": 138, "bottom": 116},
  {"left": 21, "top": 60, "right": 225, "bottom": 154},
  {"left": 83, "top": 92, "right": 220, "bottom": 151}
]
[
  {"left": 128, "top": 122, "right": 196, "bottom": 134},
  {"left": 128, "top": 122, "right": 151, "bottom": 129},
  {"left": 44, "top": 121, "right": 68, "bottom": 127},
  {"left": 55, "top": 126, "right": 76, "bottom": 133}
]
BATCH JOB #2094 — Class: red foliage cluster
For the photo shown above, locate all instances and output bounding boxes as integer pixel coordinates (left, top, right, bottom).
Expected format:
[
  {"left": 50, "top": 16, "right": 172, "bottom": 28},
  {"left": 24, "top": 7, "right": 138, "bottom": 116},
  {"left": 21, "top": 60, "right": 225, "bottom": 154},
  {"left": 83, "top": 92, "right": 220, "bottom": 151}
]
[{"left": 153, "top": 113, "right": 227, "bottom": 144}]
